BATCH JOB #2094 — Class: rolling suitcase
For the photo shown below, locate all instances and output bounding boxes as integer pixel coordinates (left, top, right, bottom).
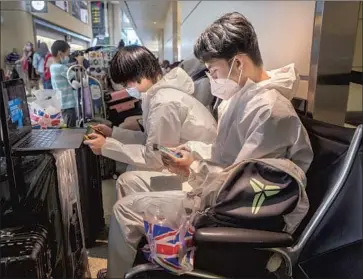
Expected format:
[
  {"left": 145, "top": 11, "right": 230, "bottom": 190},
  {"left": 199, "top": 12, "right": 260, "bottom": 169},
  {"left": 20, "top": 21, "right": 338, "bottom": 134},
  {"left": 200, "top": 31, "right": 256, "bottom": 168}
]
[
  {"left": 99, "top": 156, "right": 116, "bottom": 180},
  {"left": 53, "top": 150, "right": 91, "bottom": 278},
  {"left": 7, "top": 154, "right": 68, "bottom": 278},
  {"left": 1, "top": 156, "right": 14, "bottom": 227},
  {"left": 0, "top": 225, "right": 52, "bottom": 279},
  {"left": 75, "top": 145, "right": 105, "bottom": 247}
]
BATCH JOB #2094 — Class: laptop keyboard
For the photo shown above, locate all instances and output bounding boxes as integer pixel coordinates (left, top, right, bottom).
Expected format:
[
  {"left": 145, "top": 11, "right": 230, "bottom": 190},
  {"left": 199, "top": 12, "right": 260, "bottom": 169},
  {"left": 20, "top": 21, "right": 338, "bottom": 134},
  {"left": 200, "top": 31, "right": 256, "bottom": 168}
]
[{"left": 18, "top": 130, "right": 62, "bottom": 148}]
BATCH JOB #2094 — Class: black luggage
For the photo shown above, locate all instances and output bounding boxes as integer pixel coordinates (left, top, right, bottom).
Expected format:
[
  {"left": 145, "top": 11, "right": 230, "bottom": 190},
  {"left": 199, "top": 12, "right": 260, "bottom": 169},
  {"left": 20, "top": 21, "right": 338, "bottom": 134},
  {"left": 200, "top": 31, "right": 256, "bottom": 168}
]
[
  {"left": 99, "top": 156, "right": 116, "bottom": 180},
  {"left": 5, "top": 154, "right": 69, "bottom": 278},
  {"left": 75, "top": 145, "right": 105, "bottom": 247},
  {"left": 107, "top": 101, "right": 143, "bottom": 127},
  {"left": 0, "top": 225, "right": 52, "bottom": 279}
]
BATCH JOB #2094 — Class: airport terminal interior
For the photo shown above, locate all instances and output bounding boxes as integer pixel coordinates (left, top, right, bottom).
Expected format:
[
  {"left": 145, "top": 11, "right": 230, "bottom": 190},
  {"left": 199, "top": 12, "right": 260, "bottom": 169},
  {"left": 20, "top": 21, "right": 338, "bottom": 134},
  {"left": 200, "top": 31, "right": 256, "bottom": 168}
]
[{"left": 0, "top": 1, "right": 362, "bottom": 279}]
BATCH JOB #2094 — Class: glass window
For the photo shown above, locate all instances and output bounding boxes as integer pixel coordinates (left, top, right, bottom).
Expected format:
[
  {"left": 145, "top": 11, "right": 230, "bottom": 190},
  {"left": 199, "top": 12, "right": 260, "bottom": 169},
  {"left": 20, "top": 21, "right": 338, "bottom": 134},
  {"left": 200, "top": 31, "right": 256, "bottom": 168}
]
[
  {"left": 72, "top": 0, "right": 89, "bottom": 24},
  {"left": 36, "top": 35, "right": 56, "bottom": 52}
]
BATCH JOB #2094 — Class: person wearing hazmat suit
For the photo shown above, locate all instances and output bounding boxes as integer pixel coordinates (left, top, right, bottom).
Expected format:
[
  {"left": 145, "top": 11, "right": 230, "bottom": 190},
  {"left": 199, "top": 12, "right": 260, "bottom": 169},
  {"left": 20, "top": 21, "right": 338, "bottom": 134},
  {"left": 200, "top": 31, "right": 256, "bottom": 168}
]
[
  {"left": 84, "top": 45, "right": 217, "bottom": 198},
  {"left": 98, "top": 12, "right": 313, "bottom": 279}
]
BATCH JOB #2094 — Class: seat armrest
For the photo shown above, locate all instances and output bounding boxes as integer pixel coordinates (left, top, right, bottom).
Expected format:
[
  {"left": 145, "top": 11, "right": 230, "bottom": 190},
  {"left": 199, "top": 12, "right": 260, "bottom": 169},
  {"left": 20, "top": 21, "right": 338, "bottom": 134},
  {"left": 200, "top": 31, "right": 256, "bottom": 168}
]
[{"left": 194, "top": 227, "right": 293, "bottom": 248}]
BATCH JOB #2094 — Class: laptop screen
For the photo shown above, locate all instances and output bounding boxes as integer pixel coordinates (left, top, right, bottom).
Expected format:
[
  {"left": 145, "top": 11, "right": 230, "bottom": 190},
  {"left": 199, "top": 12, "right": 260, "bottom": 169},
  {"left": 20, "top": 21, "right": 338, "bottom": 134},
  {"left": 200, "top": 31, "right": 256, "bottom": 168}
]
[{"left": 1, "top": 79, "right": 32, "bottom": 146}]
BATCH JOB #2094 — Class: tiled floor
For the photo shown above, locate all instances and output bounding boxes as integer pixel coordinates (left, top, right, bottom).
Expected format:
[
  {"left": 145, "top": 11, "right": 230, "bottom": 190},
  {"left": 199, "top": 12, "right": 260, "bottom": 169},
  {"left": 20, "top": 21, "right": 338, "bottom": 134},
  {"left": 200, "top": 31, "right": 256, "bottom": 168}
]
[{"left": 87, "top": 179, "right": 116, "bottom": 278}]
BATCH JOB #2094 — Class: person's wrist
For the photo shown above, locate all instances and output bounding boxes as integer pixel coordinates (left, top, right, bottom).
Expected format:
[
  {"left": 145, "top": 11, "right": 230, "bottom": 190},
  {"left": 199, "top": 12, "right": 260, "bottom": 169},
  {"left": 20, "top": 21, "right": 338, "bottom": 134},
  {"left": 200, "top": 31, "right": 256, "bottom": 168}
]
[{"left": 100, "top": 138, "right": 108, "bottom": 154}]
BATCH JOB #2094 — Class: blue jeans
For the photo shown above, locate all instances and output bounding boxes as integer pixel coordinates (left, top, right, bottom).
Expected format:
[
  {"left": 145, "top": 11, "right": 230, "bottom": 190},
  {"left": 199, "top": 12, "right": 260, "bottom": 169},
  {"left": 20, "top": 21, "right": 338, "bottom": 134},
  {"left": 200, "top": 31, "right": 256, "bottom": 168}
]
[{"left": 41, "top": 74, "right": 52, "bottom": 89}]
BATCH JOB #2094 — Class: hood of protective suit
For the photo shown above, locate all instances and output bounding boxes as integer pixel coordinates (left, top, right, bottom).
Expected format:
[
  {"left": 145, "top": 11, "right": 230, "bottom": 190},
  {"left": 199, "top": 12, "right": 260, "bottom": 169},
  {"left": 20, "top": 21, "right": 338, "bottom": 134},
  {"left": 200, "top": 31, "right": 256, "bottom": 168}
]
[
  {"left": 147, "top": 67, "right": 194, "bottom": 97},
  {"left": 262, "top": 63, "right": 300, "bottom": 101}
]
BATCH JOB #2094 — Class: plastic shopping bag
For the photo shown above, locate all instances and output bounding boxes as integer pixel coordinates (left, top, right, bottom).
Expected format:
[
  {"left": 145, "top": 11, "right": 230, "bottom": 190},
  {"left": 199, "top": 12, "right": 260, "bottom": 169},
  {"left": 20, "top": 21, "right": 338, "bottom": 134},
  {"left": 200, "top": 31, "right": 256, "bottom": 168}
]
[
  {"left": 142, "top": 195, "right": 199, "bottom": 275},
  {"left": 29, "top": 90, "right": 62, "bottom": 129}
]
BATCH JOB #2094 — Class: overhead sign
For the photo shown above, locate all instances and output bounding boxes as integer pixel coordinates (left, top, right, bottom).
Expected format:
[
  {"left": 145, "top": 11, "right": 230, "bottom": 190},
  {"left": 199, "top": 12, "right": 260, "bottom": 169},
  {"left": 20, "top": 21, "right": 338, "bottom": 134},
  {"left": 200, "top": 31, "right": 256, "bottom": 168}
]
[
  {"left": 31, "top": 1, "right": 48, "bottom": 13},
  {"left": 91, "top": 1, "right": 105, "bottom": 37}
]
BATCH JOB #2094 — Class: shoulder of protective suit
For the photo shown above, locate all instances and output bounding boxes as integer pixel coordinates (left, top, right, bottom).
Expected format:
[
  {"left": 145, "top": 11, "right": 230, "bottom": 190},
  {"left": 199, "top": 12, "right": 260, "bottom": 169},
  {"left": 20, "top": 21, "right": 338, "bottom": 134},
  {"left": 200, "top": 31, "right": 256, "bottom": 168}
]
[
  {"left": 151, "top": 87, "right": 186, "bottom": 104},
  {"left": 149, "top": 90, "right": 182, "bottom": 110},
  {"left": 243, "top": 88, "right": 297, "bottom": 120}
]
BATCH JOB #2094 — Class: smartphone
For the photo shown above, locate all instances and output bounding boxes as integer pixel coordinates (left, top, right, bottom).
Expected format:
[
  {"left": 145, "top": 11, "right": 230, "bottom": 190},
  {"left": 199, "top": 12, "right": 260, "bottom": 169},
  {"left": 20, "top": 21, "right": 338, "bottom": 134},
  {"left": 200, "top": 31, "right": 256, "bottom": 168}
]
[
  {"left": 86, "top": 125, "right": 105, "bottom": 136},
  {"left": 93, "top": 126, "right": 106, "bottom": 136},
  {"left": 86, "top": 126, "right": 94, "bottom": 135},
  {"left": 153, "top": 144, "right": 181, "bottom": 158}
]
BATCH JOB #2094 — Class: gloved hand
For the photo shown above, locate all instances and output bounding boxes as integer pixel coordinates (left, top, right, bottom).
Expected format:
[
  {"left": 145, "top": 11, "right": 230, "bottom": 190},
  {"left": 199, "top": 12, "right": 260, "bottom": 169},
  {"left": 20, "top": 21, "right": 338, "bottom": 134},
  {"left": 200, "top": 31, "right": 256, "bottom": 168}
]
[
  {"left": 161, "top": 149, "right": 194, "bottom": 177},
  {"left": 71, "top": 78, "right": 88, "bottom": 89},
  {"left": 83, "top": 133, "right": 106, "bottom": 155},
  {"left": 92, "top": 124, "right": 112, "bottom": 137},
  {"left": 174, "top": 144, "right": 191, "bottom": 153},
  {"left": 71, "top": 80, "right": 81, "bottom": 89}
]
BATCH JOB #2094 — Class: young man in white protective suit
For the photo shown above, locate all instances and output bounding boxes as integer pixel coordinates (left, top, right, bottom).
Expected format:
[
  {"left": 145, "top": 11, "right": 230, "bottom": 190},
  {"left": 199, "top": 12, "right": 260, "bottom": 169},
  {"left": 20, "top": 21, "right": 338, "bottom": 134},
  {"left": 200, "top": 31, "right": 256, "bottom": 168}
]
[
  {"left": 98, "top": 12, "right": 314, "bottom": 279},
  {"left": 84, "top": 45, "right": 217, "bottom": 198}
]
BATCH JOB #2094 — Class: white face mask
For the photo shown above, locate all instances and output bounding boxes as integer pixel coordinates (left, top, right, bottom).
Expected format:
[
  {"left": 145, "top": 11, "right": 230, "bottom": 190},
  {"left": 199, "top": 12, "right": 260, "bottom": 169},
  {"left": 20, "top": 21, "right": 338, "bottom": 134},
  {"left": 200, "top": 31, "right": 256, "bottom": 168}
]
[{"left": 207, "top": 57, "right": 243, "bottom": 100}]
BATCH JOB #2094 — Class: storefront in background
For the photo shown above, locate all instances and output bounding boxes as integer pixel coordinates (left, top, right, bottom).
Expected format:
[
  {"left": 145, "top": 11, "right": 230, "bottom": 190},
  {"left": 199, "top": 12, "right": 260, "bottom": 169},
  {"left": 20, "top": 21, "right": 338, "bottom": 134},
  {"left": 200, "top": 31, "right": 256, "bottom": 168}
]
[
  {"left": 34, "top": 19, "right": 91, "bottom": 52},
  {"left": 121, "top": 10, "right": 140, "bottom": 46}
]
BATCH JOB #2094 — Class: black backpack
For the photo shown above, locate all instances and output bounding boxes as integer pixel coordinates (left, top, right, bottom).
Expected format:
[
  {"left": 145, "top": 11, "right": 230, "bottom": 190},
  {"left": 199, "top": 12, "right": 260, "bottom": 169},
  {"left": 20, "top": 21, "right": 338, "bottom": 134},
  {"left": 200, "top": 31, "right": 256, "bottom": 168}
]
[{"left": 192, "top": 158, "right": 308, "bottom": 234}]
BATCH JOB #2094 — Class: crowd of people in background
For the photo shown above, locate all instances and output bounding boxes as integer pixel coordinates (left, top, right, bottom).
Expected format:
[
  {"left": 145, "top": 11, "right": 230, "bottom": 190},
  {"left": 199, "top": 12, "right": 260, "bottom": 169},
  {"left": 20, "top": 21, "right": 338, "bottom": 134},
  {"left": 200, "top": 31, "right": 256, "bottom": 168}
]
[
  {"left": 4, "top": 41, "right": 53, "bottom": 95},
  {"left": 4, "top": 38, "right": 186, "bottom": 97},
  {"left": 33, "top": 42, "right": 53, "bottom": 90}
]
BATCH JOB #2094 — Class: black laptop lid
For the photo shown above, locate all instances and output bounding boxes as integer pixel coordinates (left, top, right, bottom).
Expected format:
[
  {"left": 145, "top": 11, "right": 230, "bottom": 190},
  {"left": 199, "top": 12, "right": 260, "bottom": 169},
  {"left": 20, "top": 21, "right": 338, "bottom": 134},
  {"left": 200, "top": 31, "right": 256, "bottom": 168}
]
[
  {"left": 0, "top": 77, "right": 20, "bottom": 212},
  {"left": 1, "top": 79, "right": 32, "bottom": 146}
]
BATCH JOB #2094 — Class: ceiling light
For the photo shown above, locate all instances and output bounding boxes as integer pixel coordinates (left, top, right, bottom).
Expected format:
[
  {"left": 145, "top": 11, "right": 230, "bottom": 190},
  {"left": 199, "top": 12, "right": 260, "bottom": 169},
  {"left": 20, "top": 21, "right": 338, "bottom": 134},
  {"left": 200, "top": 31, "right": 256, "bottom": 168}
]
[{"left": 153, "top": 22, "right": 156, "bottom": 24}]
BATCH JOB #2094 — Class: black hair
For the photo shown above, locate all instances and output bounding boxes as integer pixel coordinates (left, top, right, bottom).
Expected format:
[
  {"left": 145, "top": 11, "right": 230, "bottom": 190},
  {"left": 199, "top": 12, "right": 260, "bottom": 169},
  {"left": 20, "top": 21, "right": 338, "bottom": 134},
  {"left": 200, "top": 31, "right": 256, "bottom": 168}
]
[
  {"left": 170, "top": 61, "right": 183, "bottom": 70},
  {"left": 110, "top": 45, "right": 162, "bottom": 85},
  {"left": 51, "top": 40, "right": 70, "bottom": 57},
  {"left": 161, "top": 60, "right": 170, "bottom": 68},
  {"left": 194, "top": 12, "right": 263, "bottom": 66}
]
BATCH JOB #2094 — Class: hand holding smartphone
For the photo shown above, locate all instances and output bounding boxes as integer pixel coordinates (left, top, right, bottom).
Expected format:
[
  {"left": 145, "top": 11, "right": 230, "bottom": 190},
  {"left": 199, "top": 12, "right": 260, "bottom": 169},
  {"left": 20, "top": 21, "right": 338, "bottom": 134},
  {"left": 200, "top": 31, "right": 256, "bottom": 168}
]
[
  {"left": 153, "top": 144, "right": 182, "bottom": 158},
  {"left": 84, "top": 125, "right": 106, "bottom": 141},
  {"left": 88, "top": 125, "right": 106, "bottom": 136},
  {"left": 155, "top": 144, "right": 194, "bottom": 177}
]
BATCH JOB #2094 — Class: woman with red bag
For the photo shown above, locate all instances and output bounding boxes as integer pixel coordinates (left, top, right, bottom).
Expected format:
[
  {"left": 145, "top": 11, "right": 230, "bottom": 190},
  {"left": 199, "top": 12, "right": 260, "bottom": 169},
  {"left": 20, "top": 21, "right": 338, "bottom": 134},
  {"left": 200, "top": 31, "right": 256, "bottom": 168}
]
[
  {"left": 43, "top": 51, "right": 53, "bottom": 89},
  {"left": 15, "top": 42, "right": 39, "bottom": 96}
]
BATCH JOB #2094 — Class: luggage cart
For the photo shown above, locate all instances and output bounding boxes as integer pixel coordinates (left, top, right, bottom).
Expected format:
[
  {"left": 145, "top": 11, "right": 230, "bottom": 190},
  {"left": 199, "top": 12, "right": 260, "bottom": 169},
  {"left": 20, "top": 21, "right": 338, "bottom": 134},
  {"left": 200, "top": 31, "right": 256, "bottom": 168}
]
[
  {"left": 89, "top": 76, "right": 107, "bottom": 121},
  {"left": 66, "top": 64, "right": 118, "bottom": 179},
  {"left": 66, "top": 64, "right": 109, "bottom": 128}
]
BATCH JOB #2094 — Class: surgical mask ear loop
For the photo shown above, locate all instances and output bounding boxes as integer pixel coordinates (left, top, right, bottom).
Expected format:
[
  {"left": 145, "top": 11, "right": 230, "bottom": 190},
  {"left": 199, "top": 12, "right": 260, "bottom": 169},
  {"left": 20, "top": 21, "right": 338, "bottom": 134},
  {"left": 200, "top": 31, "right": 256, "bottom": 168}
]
[
  {"left": 237, "top": 63, "right": 243, "bottom": 85},
  {"left": 227, "top": 57, "right": 243, "bottom": 85},
  {"left": 226, "top": 57, "right": 236, "bottom": 81}
]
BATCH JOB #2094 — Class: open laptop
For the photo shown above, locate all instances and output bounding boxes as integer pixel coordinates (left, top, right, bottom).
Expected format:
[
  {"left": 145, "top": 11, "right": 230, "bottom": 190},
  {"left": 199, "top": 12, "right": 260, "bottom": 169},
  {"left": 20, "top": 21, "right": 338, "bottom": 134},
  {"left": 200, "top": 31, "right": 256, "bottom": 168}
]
[{"left": 0, "top": 79, "right": 85, "bottom": 153}]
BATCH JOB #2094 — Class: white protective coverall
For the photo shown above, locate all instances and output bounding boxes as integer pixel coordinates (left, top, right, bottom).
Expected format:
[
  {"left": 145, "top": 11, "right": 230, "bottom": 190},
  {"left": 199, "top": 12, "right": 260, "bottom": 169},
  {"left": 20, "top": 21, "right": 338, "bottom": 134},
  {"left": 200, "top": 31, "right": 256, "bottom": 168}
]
[
  {"left": 107, "top": 64, "right": 314, "bottom": 277},
  {"left": 101, "top": 67, "right": 217, "bottom": 196}
]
